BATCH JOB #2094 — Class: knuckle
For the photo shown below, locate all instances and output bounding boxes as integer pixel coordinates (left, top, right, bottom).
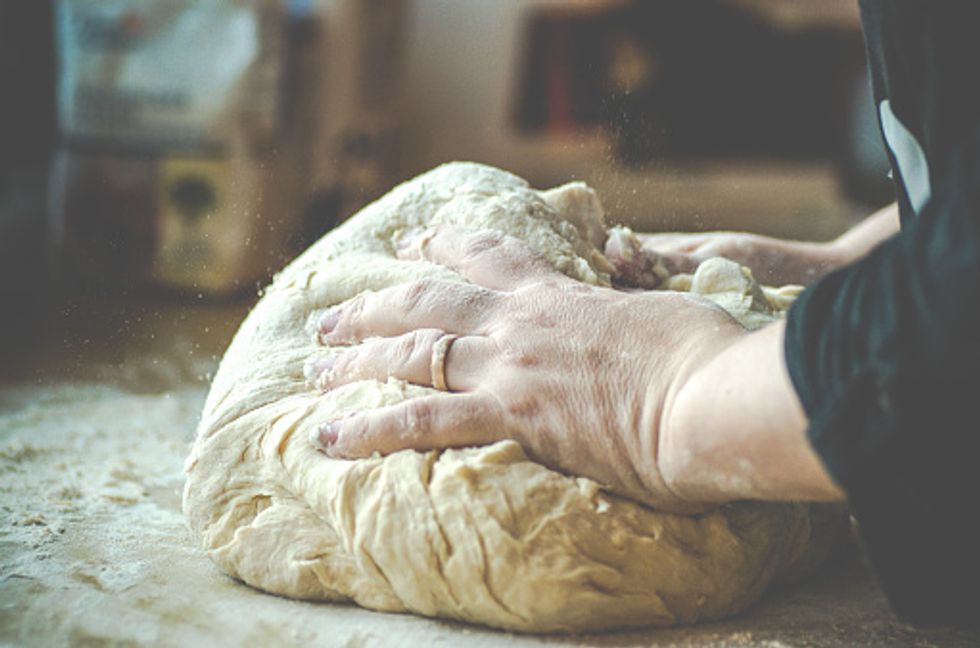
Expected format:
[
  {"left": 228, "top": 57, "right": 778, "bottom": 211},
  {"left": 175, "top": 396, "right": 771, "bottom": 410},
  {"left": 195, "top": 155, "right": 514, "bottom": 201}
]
[
  {"left": 500, "top": 236, "right": 538, "bottom": 263},
  {"left": 488, "top": 317, "right": 521, "bottom": 340},
  {"left": 464, "top": 231, "right": 506, "bottom": 258},
  {"left": 444, "top": 399, "right": 483, "bottom": 434},
  {"left": 514, "top": 278, "right": 562, "bottom": 297},
  {"left": 498, "top": 235, "right": 523, "bottom": 253},
  {"left": 404, "top": 400, "right": 434, "bottom": 434},
  {"left": 401, "top": 278, "right": 437, "bottom": 311},
  {"left": 334, "top": 347, "right": 360, "bottom": 378},
  {"left": 337, "top": 294, "right": 367, "bottom": 337},
  {"left": 583, "top": 345, "right": 609, "bottom": 371},
  {"left": 420, "top": 327, "right": 445, "bottom": 351},
  {"left": 455, "top": 285, "right": 494, "bottom": 318},
  {"left": 505, "top": 394, "right": 540, "bottom": 419},
  {"left": 505, "top": 349, "right": 541, "bottom": 368},
  {"left": 535, "top": 277, "right": 565, "bottom": 291},
  {"left": 393, "top": 332, "right": 420, "bottom": 365}
]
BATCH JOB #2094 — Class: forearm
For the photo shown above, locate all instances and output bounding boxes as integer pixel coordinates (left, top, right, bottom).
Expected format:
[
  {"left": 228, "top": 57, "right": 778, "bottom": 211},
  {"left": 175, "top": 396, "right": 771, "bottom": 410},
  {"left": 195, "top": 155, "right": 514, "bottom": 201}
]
[
  {"left": 659, "top": 320, "right": 844, "bottom": 504},
  {"left": 633, "top": 202, "right": 900, "bottom": 288},
  {"left": 830, "top": 201, "right": 900, "bottom": 262},
  {"left": 724, "top": 202, "right": 899, "bottom": 285}
]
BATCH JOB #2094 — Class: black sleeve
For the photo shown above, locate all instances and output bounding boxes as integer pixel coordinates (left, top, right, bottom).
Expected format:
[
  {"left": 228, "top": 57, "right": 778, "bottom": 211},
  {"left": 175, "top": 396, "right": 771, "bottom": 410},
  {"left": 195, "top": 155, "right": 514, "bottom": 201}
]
[{"left": 783, "top": 2, "right": 980, "bottom": 628}]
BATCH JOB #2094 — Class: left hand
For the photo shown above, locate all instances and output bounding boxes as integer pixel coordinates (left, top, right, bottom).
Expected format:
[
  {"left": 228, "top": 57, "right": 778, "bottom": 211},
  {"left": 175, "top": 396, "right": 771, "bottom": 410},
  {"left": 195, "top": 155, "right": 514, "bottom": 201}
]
[
  {"left": 635, "top": 231, "right": 840, "bottom": 286},
  {"left": 307, "top": 226, "right": 747, "bottom": 512}
]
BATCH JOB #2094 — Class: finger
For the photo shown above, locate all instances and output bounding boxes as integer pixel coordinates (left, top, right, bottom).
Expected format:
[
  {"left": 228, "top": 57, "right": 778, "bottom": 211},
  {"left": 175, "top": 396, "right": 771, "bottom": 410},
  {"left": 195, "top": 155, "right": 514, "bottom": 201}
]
[
  {"left": 658, "top": 252, "right": 702, "bottom": 275},
  {"left": 604, "top": 230, "right": 672, "bottom": 288},
  {"left": 396, "top": 225, "right": 561, "bottom": 291},
  {"left": 310, "top": 392, "right": 499, "bottom": 458},
  {"left": 638, "top": 232, "right": 711, "bottom": 253},
  {"left": 306, "top": 330, "right": 491, "bottom": 392},
  {"left": 314, "top": 278, "right": 501, "bottom": 344}
]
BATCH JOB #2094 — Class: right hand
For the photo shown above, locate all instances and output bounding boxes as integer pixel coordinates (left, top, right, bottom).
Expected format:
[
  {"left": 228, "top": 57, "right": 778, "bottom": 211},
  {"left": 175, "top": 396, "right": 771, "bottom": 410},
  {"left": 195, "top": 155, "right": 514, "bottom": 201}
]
[{"left": 308, "top": 226, "right": 747, "bottom": 513}]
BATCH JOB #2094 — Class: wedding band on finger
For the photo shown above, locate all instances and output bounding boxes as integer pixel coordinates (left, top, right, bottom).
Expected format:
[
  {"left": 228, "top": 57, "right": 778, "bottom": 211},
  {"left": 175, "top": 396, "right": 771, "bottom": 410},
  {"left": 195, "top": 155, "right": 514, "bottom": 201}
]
[{"left": 430, "top": 333, "right": 459, "bottom": 391}]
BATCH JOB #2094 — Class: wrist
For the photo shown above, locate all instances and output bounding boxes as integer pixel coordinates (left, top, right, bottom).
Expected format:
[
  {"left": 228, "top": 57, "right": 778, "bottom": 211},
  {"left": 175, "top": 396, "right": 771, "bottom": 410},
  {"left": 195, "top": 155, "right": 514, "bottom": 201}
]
[
  {"left": 655, "top": 321, "right": 749, "bottom": 505},
  {"left": 658, "top": 321, "right": 844, "bottom": 504},
  {"left": 820, "top": 236, "right": 861, "bottom": 269},
  {"left": 783, "top": 239, "right": 849, "bottom": 283}
]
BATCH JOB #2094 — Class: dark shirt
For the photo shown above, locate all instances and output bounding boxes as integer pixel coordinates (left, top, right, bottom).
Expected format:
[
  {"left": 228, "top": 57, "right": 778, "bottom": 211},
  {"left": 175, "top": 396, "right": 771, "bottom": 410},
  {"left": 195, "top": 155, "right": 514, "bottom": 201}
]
[{"left": 784, "top": 2, "right": 980, "bottom": 628}]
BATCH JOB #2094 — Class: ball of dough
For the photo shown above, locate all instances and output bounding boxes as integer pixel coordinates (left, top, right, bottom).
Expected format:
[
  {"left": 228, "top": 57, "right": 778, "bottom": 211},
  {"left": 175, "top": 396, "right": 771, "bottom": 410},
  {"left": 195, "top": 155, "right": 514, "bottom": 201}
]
[{"left": 183, "top": 162, "right": 839, "bottom": 633}]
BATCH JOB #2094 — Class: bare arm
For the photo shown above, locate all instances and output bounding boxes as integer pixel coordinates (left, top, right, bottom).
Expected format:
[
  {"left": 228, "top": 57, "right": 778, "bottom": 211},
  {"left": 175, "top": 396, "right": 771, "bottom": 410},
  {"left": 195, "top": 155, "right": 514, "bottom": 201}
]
[
  {"left": 829, "top": 201, "right": 899, "bottom": 261},
  {"left": 636, "top": 206, "right": 901, "bottom": 502},
  {"left": 633, "top": 202, "right": 901, "bottom": 287},
  {"left": 661, "top": 320, "right": 844, "bottom": 504}
]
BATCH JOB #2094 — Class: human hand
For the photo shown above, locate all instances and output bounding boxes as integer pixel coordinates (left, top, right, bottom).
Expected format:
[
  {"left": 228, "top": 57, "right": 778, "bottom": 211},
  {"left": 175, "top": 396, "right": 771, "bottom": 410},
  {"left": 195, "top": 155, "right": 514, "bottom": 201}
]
[
  {"left": 634, "top": 231, "right": 841, "bottom": 286},
  {"left": 602, "top": 226, "right": 700, "bottom": 289},
  {"left": 306, "top": 226, "right": 747, "bottom": 512}
]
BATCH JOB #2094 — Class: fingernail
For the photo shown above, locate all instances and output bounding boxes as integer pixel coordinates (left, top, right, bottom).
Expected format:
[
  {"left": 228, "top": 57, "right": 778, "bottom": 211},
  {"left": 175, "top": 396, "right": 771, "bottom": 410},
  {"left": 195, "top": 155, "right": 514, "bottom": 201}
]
[
  {"left": 303, "top": 355, "right": 337, "bottom": 388},
  {"left": 310, "top": 421, "right": 340, "bottom": 449},
  {"left": 318, "top": 309, "right": 340, "bottom": 336}
]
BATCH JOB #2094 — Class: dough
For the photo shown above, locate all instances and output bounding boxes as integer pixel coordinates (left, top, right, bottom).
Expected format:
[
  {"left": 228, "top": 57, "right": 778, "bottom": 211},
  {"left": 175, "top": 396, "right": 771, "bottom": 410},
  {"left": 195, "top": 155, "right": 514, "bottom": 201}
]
[{"left": 183, "top": 162, "right": 839, "bottom": 633}]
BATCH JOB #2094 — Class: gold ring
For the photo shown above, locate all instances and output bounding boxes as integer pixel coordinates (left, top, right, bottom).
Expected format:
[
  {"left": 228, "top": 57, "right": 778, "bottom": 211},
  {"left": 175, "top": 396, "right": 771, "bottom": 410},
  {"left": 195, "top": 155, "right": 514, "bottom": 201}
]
[{"left": 430, "top": 333, "right": 459, "bottom": 391}]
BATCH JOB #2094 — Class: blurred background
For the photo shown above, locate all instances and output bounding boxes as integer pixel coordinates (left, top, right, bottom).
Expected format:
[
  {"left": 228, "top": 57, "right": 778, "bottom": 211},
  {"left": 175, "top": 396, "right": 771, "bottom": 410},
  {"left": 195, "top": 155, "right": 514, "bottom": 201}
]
[{"left": 1, "top": 0, "right": 892, "bottom": 379}]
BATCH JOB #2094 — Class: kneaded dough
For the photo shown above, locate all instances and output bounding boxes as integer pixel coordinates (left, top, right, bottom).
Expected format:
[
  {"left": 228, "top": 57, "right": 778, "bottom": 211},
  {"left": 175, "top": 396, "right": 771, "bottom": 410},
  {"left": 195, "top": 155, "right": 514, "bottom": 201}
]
[{"left": 183, "top": 162, "right": 838, "bottom": 633}]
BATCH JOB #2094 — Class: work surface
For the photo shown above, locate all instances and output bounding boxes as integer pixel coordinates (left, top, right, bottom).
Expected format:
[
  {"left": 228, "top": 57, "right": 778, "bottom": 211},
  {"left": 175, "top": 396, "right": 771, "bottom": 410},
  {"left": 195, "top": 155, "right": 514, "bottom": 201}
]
[{"left": 1, "top": 297, "right": 977, "bottom": 647}]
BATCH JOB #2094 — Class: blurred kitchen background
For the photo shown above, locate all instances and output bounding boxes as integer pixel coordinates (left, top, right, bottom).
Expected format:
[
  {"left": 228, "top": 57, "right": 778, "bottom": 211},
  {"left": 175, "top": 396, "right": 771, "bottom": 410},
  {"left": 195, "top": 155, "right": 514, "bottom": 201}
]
[{"left": 1, "top": 0, "right": 892, "bottom": 377}]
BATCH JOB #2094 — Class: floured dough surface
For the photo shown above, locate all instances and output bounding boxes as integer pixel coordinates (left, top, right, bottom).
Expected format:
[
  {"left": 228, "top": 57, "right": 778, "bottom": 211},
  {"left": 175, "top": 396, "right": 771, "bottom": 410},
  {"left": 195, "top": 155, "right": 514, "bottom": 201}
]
[{"left": 183, "top": 162, "right": 837, "bottom": 633}]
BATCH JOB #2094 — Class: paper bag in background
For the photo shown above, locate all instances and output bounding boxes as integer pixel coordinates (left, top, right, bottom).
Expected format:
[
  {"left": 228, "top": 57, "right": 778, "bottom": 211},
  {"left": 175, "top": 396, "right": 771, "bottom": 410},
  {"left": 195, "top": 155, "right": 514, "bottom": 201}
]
[{"left": 49, "top": 0, "right": 407, "bottom": 297}]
